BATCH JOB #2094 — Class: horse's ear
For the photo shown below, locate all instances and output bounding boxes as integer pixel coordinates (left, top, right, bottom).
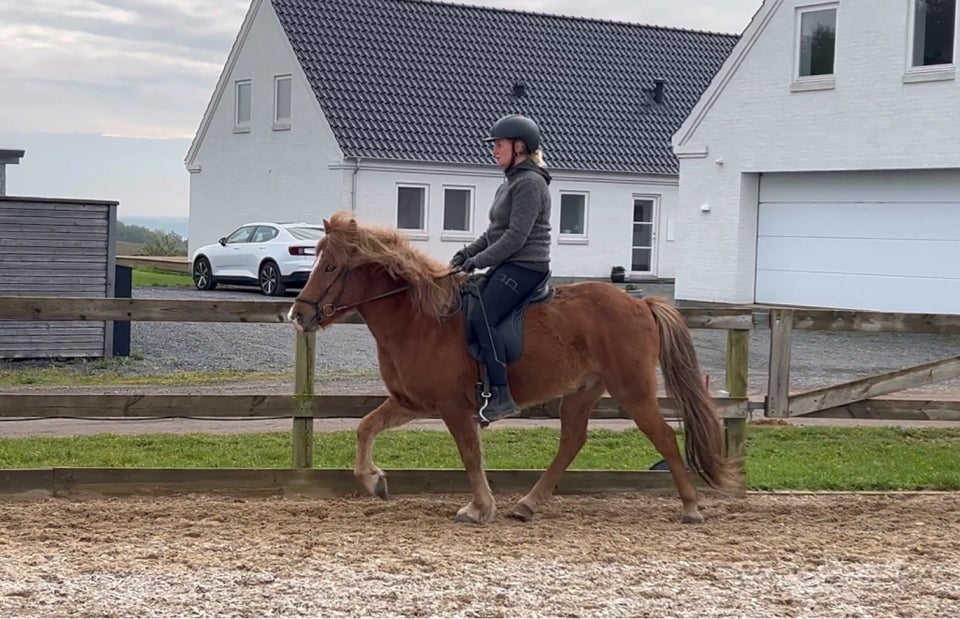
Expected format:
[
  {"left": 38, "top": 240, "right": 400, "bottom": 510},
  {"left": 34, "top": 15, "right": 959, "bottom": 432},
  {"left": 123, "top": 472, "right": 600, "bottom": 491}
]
[{"left": 322, "top": 218, "right": 330, "bottom": 230}]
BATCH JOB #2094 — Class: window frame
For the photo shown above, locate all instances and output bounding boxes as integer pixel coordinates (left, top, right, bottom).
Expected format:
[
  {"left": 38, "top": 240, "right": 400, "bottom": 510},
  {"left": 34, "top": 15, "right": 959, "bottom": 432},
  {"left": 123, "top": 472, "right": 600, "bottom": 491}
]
[
  {"left": 441, "top": 185, "right": 475, "bottom": 240},
  {"left": 234, "top": 79, "right": 252, "bottom": 133},
  {"left": 790, "top": 3, "right": 839, "bottom": 92},
  {"left": 904, "top": 0, "right": 958, "bottom": 83},
  {"left": 273, "top": 74, "right": 292, "bottom": 130},
  {"left": 557, "top": 191, "right": 589, "bottom": 245},
  {"left": 396, "top": 183, "right": 429, "bottom": 239}
]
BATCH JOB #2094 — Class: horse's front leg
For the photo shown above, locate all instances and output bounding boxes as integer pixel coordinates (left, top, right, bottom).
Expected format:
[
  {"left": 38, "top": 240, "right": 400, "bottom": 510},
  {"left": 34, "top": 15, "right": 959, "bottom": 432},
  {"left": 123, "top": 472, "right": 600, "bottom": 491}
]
[
  {"left": 442, "top": 410, "right": 496, "bottom": 524},
  {"left": 354, "top": 396, "right": 419, "bottom": 499}
]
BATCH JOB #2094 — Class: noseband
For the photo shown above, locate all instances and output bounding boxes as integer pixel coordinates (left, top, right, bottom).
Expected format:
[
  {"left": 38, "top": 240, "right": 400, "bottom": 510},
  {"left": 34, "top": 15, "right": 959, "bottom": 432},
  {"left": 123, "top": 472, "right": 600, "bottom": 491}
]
[{"left": 294, "top": 267, "right": 410, "bottom": 321}]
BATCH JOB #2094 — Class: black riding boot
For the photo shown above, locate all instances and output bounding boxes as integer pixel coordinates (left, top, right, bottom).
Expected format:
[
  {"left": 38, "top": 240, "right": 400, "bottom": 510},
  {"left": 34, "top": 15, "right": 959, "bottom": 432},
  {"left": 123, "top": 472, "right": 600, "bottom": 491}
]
[{"left": 478, "top": 384, "right": 520, "bottom": 427}]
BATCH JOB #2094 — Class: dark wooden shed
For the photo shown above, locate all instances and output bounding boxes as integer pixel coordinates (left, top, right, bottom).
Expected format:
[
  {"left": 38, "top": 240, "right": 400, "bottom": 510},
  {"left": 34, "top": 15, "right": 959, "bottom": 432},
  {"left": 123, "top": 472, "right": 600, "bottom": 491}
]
[{"left": 0, "top": 196, "right": 118, "bottom": 359}]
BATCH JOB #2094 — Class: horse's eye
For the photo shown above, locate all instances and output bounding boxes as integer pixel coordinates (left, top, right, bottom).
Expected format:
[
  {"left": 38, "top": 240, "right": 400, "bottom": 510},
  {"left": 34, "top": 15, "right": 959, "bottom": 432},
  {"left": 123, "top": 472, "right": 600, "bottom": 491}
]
[{"left": 325, "top": 265, "right": 336, "bottom": 272}]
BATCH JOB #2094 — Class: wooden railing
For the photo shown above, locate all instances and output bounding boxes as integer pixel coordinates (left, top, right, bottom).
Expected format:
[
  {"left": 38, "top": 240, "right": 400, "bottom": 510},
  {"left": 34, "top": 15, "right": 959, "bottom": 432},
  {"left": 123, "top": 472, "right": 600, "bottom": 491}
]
[{"left": 0, "top": 296, "right": 752, "bottom": 496}]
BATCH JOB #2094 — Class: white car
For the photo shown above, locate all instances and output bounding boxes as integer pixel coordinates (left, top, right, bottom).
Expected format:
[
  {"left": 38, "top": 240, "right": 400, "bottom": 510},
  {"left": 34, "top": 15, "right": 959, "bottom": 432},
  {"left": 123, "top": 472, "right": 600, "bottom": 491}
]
[{"left": 191, "top": 222, "right": 323, "bottom": 296}]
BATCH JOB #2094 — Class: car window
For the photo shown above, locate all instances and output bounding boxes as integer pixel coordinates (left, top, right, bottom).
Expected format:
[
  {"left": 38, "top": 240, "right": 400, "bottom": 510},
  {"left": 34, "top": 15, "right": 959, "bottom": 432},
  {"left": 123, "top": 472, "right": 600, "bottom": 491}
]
[
  {"left": 286, "top": 226, "right": 325, "bottom": 241},
  {"left": 225, "top": 226, "right": 255, "bottom": 244},
  {"left": 252, "top": 226, "right": 279, "bottom": 243}
]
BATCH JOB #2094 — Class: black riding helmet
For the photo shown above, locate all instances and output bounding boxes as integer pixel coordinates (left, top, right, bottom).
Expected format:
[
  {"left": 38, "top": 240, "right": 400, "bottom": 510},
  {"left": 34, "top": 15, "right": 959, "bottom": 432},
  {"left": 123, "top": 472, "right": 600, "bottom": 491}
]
[{"left": 483, "top": 114, "right": 541, "bottom": 152}]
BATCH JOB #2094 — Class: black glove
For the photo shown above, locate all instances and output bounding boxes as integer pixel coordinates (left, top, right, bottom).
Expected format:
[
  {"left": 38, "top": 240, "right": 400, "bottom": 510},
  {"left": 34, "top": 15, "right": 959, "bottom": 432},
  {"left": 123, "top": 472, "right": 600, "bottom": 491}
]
[
  {"left": 450, "top": 250, "right": 468, "bottom": 269},
  {"left": 460, "top": 257, "right": 478, "bottom": 273}
]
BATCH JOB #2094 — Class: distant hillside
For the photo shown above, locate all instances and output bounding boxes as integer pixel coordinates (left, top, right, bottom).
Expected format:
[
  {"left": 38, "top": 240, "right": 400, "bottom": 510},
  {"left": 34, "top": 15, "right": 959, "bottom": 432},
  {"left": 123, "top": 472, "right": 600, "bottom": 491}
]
[{"left": 121, "top": 216, "right": 188, "bottom": 238}]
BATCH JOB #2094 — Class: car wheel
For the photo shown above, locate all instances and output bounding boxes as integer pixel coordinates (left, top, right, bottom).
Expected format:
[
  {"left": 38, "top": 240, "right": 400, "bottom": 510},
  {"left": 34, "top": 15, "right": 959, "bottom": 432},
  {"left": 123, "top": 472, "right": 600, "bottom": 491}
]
[
  {"left": 259, "top": 261, "right": 286, "bottom": 296},
  {"left": 193, "top": 257, "right": 217, "bottom": 290}
]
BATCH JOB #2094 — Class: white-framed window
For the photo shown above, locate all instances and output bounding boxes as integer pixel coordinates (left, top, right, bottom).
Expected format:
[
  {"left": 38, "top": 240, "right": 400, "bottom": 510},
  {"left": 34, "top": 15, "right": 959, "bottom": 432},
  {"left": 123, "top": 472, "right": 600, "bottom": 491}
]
[
  {"left": 911, "top": 0, "right": 956, "bottom": 65},
  {"left": 273, "top": 74, "right": 292, "bottom": 130},
  {"left": 558, "top": 191, "right": 588, "bottom": 244},
  {"left": 234, "top": 79, "right": 251, "bottom": 132},
  {"left": 397, "top": 184, "right": 428, "bottom": 234},
  {"left": 442, "top": 186, "right": 473, "bottom": 235},
  {"left": 795, "top": 4, "right": 838, "bottom": 79}
]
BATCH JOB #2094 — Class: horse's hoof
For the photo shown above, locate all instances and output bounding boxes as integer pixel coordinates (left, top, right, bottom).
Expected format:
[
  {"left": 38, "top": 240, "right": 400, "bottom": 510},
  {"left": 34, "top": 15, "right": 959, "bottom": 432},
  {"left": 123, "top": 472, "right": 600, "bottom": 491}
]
[
  {"left": 453, "top": 503, "right": 496, "bottom": 524},
  {"left": 453, "top": 511, "right": 479, "bottom": 524},
  {"left": 508, "top": 503, "right": 536, "bottom": 522},
  {"left": 681, "top": 511, "right": 705, "bottom": 525},
  {"left": 373, "top": 474, "right": 389, "bottom": 500}
]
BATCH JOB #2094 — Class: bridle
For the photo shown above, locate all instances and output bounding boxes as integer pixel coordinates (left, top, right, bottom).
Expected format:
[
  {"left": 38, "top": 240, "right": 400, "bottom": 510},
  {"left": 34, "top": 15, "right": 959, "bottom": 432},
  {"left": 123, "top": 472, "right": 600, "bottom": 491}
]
[{"left": 294, "top": 266, "right": 410, "bottom": 322}]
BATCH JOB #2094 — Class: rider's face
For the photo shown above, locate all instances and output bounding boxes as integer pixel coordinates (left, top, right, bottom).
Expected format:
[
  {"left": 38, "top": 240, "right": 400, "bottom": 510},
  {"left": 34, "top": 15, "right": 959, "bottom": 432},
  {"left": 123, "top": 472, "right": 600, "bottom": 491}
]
[{"left": 491, "top": 138, "right": 518, "bottom": 168}]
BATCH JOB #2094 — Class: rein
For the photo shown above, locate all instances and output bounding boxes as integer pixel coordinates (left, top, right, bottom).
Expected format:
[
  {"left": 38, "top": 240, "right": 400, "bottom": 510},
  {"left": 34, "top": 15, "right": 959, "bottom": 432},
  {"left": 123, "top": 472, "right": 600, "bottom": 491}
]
[
  {"left": 294, "top": 268, "right": 409, "bottom": 319},
  {"left": 294, "top": 267, "right": 459, "bottom": 321}
]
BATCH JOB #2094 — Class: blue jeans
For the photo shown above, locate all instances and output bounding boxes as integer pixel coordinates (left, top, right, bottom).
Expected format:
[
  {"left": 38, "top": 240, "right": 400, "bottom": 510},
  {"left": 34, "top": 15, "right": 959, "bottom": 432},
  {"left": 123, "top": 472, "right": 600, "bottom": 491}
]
[{"left": 467, "top": 262, "right": 547, "bottom": 387}]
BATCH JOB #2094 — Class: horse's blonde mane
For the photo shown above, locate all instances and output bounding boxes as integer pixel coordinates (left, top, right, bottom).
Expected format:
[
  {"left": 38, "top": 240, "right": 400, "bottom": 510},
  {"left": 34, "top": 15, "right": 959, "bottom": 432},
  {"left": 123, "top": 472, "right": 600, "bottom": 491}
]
[{"left": 320, "top": 211, "right": 462, "bottom": 319}]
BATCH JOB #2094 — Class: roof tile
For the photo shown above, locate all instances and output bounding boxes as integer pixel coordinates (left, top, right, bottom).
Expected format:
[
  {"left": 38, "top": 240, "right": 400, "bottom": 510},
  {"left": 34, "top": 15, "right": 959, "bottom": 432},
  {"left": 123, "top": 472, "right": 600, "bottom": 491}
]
[{"left": 272, "top": 0, "right": 737, "bottom": 175}]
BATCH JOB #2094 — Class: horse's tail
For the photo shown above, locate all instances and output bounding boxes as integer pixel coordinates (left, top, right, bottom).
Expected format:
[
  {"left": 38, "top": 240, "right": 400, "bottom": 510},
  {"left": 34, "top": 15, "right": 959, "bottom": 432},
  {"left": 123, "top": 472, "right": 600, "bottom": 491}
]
[{"left": 644, "top": 296, "right": 742, "bottom": 490}]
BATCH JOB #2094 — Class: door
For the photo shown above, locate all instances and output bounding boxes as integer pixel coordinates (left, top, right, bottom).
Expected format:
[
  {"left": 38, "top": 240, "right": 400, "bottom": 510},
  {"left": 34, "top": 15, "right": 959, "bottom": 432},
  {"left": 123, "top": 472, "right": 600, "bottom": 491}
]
[
  {"left": 756, "top": 170, "right": 960, "bottom": 313},
  {"left": 215, "top": 225, "right": 256, "bottom": 275},
  {"left": 631, "top": 196, "right": 658, "bottom": 276}
]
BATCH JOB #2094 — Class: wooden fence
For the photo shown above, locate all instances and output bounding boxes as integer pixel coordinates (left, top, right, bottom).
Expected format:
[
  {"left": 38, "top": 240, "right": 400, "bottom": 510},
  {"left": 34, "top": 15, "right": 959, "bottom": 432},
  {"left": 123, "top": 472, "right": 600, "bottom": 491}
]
[
  {"left": 0, "top": 296, "right": 752, "bottom": 497},
  {"left": 764, "top": 307, "right": 960, "bottom": 420},
  {"left": 2, "top": 296, "right": 958, "bottom": 497}
]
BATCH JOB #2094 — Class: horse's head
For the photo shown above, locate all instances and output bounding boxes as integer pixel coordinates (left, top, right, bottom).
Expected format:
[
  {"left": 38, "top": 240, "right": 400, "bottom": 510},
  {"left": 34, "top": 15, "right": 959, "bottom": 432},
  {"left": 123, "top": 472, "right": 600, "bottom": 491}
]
[
  {"left": 288, "top": 211, "right": 463, "bottom": 331},
  {"left": 288, "top": 214, "right": 364, "bottom": 332}
]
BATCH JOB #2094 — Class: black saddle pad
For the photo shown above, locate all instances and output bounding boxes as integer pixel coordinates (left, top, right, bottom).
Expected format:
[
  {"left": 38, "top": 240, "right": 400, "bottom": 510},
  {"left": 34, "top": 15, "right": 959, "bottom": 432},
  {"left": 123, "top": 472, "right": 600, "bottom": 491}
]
[{"left": 462, "top": 271, "right": 553, "bottom": 366}]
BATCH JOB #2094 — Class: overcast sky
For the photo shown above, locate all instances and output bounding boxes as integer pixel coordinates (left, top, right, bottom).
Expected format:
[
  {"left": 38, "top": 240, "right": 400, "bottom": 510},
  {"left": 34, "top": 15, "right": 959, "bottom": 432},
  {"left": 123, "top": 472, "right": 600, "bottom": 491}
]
[{"left": 0, "top": 0, "right": 762, "bottom": 219}]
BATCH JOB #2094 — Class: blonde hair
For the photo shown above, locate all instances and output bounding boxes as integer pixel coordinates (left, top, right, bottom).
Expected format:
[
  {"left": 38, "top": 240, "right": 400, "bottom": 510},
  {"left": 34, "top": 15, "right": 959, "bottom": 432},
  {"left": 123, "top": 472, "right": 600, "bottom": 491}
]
[{"left": 528, "top": 149, "right": 546, "bottom": 168}]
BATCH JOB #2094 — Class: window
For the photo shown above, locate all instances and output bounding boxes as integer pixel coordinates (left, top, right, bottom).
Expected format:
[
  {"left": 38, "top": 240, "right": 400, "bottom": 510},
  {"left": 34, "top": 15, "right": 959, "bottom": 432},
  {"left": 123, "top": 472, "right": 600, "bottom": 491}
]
[
  {"left": 442, "top": 187, "right": 473, "bottom": 233},
  {"left": 251, "top": 226, "right": 279, "bottom": 243},
  {"left": 397, "top": 185, "right": 427, "bottom": 231},
  {"left": 558, "top": 192, "right": 587, "bottom": 242},
  {"left": 911, "top": 0, "right": 956, "bottom": 67},
  {"left": 273, "top": 75, "right": 292, "bottom": 129},
  {"left": 796, "top": 5, "right": 837, "bottom": 78},
  {"left": 225, "top": 226, "right": 255, "bottom": 244},
  {"left": 234, "top": 80, "right": 251, "bottom": 132}
]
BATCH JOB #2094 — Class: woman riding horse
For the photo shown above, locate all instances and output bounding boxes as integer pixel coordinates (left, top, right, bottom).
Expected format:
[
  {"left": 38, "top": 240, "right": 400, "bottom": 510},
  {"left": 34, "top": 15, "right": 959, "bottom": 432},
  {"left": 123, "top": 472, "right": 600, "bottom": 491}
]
[{"left": 288, "top": 211, "right": 741, "bottom": 525}]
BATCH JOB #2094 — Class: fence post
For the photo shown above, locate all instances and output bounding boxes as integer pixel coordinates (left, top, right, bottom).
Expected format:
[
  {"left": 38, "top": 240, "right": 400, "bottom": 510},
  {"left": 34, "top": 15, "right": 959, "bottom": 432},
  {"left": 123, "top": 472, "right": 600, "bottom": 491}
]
[
  {"left": 767, "top": 309, "right": 794, "bottom": 418},
  {"left": 292, "top": 330, "right": 316, "bottom": 468},
  {"left": 724, "top": 329, "right": 749, "bottom": 461}
]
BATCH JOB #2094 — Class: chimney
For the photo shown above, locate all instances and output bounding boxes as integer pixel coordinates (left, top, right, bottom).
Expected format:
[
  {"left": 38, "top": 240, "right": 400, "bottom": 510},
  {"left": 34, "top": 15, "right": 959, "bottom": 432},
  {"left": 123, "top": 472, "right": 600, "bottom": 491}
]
[
  {"left": 512, "top": 80, "right": 527, "bottom": 98},
  {"left": 652, "top": 79, "right": 665, "bottom": 105},
  {"left": 0, "top": 149, "right": 25, "bottom": 197}
]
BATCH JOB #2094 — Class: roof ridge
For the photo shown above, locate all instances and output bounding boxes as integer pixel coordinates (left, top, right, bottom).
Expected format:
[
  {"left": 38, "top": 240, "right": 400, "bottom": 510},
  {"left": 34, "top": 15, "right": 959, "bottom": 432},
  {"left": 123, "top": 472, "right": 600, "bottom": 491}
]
[{"left": 398, "top": 0, "right": 741, "bottom": 38}]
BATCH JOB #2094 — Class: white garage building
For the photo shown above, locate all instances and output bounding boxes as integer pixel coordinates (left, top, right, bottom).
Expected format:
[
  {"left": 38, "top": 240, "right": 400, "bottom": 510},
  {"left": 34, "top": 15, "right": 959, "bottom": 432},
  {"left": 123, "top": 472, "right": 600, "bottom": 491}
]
[{"left": 672, "top": 0, "right": 960, "bottom": 314}]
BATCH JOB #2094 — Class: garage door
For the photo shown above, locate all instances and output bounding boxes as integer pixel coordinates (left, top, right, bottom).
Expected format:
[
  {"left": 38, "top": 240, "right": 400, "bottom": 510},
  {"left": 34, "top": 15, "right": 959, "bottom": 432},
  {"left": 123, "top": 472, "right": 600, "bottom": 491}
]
[{"left": 756, "top": 170, "right": 960, "bottom": 314}]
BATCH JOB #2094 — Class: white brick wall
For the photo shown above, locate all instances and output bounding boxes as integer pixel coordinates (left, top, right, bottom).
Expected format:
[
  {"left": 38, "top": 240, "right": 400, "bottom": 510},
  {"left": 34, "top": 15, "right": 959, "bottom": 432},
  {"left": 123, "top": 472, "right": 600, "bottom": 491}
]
[
  {"left": 356, "top": 163, "right": 680, "bottom": 279},
  {"left": 674, "top": 0, "right": 960, "bottom": 303},
  {"left": 188, "top": 0, "right": 347, "bottom": 255}
]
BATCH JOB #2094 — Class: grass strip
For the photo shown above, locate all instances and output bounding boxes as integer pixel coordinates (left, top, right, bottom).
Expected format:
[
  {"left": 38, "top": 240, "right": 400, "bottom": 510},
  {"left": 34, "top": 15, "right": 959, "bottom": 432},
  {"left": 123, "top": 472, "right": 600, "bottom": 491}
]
[{"left": 1, "top": 426, "right": 958, "bottom": 491}]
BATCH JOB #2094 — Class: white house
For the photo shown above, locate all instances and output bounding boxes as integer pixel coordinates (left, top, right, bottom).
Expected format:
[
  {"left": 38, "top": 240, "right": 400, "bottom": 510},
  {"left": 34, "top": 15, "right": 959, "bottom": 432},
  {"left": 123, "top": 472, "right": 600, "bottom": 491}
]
[
  {"left": 185, "top": 0, "right": 737, "bottom": 280},
  {"left": 673, "top": 0, "right": 960, "bottom": 313}
]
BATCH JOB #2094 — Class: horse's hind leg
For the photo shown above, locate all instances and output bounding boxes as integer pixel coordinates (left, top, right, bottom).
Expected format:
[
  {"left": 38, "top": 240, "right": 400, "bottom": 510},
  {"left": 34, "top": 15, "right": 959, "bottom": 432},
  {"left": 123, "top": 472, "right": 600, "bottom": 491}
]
[
  {"left": 607, "top": 371, "right": 703, "bottom": 524},
  {"left": 511, "top": 380, "right": 605, "bottom": 522},
  {"left": 354, "top": 396, "right": 418, "bottom": 499}
]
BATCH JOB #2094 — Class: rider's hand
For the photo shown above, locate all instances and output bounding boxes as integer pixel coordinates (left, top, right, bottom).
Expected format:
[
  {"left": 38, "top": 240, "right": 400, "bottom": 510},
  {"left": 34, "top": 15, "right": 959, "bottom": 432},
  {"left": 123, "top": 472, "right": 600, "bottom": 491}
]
[
  {"left": 449, "top": 250, "right": 468, "bottom": 269},
  {"left": 460, "top": 257, "right": 478, "bottom": 273}
]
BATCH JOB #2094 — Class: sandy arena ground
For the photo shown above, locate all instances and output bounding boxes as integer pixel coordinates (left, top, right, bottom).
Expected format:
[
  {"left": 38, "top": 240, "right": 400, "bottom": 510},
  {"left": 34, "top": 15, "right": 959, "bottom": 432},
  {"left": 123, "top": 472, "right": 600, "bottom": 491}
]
[{"left": 1, "top": 492, "right": 958, "bottom": 617}]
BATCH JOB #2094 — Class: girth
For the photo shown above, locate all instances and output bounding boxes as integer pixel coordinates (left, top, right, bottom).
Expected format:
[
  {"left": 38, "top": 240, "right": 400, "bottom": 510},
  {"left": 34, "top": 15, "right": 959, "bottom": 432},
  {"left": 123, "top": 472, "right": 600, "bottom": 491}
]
[{"left": 460, "top": 270, "right": 553, "bottom": 366}]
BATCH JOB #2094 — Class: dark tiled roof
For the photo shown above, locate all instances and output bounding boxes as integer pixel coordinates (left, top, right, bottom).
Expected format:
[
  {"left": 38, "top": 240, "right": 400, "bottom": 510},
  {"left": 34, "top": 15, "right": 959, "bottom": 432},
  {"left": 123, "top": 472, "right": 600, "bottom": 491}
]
[{"left": 272, "top": 0, "right": 738, "bottom": 175}]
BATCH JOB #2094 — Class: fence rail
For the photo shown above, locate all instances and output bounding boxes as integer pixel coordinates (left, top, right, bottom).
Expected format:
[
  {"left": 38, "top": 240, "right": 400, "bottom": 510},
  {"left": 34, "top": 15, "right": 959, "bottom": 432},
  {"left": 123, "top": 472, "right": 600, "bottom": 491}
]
[{"left": 3, "top": 295, "right": 958, "bottom": 497}]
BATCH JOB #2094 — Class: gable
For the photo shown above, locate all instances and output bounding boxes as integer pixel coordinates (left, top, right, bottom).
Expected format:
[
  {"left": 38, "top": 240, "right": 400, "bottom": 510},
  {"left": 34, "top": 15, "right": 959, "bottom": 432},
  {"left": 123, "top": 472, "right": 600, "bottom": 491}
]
[{"left": 271, "top": 0, "right": 738, "bottom": 175}]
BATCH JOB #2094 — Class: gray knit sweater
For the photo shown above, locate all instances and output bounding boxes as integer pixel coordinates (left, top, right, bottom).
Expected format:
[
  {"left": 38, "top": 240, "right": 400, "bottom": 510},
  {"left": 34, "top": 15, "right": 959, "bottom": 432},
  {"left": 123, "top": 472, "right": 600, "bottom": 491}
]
[{"left": 464, "top": 160, "right": 552, "bottom": 271}]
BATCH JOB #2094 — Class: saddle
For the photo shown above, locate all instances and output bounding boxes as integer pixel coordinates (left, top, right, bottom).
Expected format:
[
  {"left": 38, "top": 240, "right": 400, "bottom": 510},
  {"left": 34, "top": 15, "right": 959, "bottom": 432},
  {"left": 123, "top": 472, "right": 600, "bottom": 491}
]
[{"left": 460, "top": 270, "right": 553, "bottom": 366}]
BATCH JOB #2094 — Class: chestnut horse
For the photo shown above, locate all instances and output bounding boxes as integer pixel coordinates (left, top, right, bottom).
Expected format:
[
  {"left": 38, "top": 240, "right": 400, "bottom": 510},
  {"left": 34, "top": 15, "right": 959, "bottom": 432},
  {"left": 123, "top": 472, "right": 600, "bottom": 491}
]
[{"left": 289, "top": 212, "right": 740, "bottom": 524}]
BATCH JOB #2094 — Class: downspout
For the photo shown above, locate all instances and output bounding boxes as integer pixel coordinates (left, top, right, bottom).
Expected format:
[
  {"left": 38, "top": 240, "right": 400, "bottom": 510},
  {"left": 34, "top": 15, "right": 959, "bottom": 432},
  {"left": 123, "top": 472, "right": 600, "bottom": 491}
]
[{"left": 351, "top": 157, "right": 361, "bottom": 213}]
